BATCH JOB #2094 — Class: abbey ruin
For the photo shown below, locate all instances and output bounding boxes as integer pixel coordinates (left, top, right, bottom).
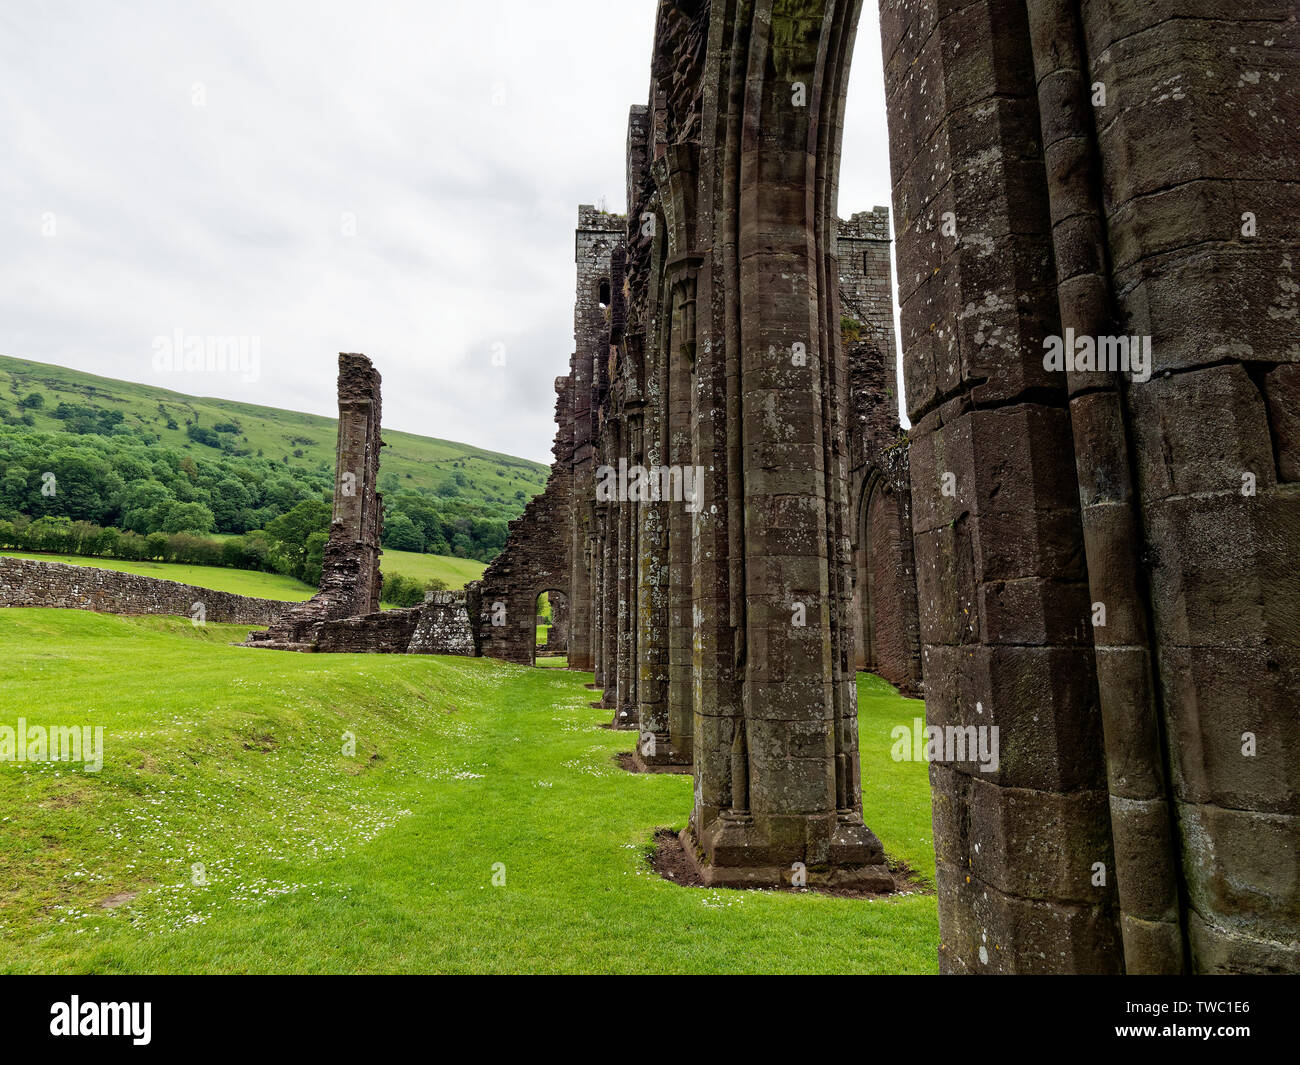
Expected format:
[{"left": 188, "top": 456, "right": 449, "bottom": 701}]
[{"left": 236, "top": 0, "right": 1299, "bottom": 975}]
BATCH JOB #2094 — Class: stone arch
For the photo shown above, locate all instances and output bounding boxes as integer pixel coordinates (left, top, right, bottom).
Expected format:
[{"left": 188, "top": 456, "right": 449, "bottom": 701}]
[
  {"left": 851, "top": 467, "right": 918, "bottom": 692},
  {"left": 532, "top": 586, "right": 568, "bottom": 663}
]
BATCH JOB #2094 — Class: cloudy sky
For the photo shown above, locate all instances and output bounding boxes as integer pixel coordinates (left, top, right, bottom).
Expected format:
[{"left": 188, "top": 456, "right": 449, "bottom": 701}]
[{"left": 1, "top": 0, "right": 896, "bottom": 464}]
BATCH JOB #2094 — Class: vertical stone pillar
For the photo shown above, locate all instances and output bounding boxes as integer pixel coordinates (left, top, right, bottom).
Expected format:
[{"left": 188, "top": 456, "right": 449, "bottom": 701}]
[
  {"left": 247, "top": 352, "right": 383, "bottom": 648},
  {"left": 326, "top": 352, "right": 383, "bottom": 616},
  {"left": 571, "top": 207, "right": 626, "bottom": 671},
  {"left": 681, "top": 0, "right": 891, "bottom": 891},
  {"left": 1078, "top": 0, "right": 1300, "bottom": 973},
  {"left": 666, "top": 277, "right": 697, "bottom": 766},
  {"left": 879, "top": 0, "right": 1120, "bottom": 971},
  {"left": 592, "top": 509, "right": 608, "bottom": 692},
  {"left": 616, "top": 414, "right": 640, "bottom": 727},
  {"left": 601, "top": 486, "right": 620, "bottom": 713}
]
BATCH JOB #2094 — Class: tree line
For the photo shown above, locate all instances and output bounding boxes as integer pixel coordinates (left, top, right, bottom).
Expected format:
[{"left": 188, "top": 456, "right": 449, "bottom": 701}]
[{"left": 0, "top": 424, "right": 519, "bottom": 585}]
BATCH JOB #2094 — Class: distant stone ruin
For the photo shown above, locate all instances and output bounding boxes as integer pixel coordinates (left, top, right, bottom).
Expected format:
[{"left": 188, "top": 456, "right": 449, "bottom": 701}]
[
  {"left": 246, "top": 353, "right": 476, "bottom": 657},
  {"left": 247, "top": 353, "right": 384, "bottom": 650}
]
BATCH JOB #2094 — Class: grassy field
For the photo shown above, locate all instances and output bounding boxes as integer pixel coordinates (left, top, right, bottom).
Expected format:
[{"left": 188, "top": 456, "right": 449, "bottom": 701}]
[
  {"left": 0, "top": 608, "right": 937, "bottom": 974},
  {"left": 380, "top": 550, "right": 485, "bottom": 590},
  {"left": 0, "top": 354, "right": 548, "bottom": 510},
  {"left": 1, "top": 550, "right": 486, "bottom": 601}
]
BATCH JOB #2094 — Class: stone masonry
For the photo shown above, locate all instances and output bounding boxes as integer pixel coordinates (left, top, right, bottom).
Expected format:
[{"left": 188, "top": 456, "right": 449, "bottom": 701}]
[
  {"left": 485, "top": 0, "right": 1297, "bottom": 972},
  {"left": 227, "top": 0, "right": 1297, "bottom": 974},
  {"left": 0, "top": 555, "right": 286, "bottom": 626},
  {"left": 840, "top": 207, "right": 923, "bottom": 695},
  {"left": 879, "top": 0, "right": 1299, "bottom": 972},
  {"left": 247, "top": 353, "right": 384, "bottom": 650}
]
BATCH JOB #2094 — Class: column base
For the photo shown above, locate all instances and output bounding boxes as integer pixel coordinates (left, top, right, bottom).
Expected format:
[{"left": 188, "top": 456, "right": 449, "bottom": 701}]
[
  {"left": 609, "top": 705, "right": 639, "bottom": 730},
  {"left": 679, "top": 810, "right": 894, "bottom": 892},
  {"left": 632, "top": 743, "right": 692, "bottom": 774}
]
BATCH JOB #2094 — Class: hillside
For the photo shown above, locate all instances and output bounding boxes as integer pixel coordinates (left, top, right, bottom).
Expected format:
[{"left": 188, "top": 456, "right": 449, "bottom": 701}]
[{"left": 0, "top": 354, "right": 549, "bottom": 517}]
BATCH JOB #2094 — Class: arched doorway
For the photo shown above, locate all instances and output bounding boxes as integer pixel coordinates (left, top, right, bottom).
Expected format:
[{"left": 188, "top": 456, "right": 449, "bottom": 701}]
[{"left": 533, "top": 589, "right": 568, "bottom": 668}]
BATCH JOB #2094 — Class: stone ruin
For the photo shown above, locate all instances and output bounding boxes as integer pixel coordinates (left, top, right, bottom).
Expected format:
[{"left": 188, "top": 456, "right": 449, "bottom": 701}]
[
  {"left": 502, "top": 0, "right": 1298, "bottom": 972},
  {"left": 246, "top": 353, "right": 384, "bottom": 650},
  {"left": 246, "top": 0, "right": 1297, "bottom": 975},
  {"left": 246, "top": 353, "right": 475, "bottom": 657}
]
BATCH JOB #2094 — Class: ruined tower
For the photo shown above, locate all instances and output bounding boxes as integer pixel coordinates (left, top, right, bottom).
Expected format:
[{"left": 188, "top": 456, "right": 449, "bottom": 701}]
[{"left": 570, "top": 206, "right": 626, "bottom": 675}]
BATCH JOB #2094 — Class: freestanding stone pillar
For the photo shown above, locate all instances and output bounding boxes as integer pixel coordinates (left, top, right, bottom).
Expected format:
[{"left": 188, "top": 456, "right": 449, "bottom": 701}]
[{"left": 246, "top": 352, "right": 383, "bottom": 647}]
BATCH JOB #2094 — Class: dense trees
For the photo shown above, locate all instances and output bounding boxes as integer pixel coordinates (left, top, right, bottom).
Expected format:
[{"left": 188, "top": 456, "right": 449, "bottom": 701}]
[{"left": 0, "top": 423, "right": 521, "bottom": 576}]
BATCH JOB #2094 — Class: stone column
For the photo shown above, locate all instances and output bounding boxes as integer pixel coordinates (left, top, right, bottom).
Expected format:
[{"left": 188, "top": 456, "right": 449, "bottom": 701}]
[
  {"left": 1078, "top": 0, "right": 1300, "bottom": 973},
  {"left": 246, "top": 352, "right": 383, "bottom": 648},
  {"left": 681, "top": 0, "right": 891, "bottom": 891},
  {"left": 880, "top": 0, "right": 1120, "bottom": 971}
]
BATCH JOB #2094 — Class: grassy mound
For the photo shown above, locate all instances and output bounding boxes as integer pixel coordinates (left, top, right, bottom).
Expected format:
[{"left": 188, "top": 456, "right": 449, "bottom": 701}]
[{"left": 0, "top": 608, "right": 937, "bottom": 973}]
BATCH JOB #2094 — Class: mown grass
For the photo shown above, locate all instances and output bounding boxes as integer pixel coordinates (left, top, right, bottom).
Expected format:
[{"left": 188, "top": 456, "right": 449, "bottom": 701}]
[{"left": 0, "top": 607, "right": 936, "bottom": 974}]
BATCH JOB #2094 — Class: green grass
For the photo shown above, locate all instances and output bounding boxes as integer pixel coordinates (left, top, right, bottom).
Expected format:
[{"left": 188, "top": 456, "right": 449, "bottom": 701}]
[
  {"left": 379, "top": 550, "right": 485, "bottom": 590},
  {"left": 0, "top": 608, "right": 937, "bottom": 974},
  {"left": 0, "top": 353, "right": 548, "bottom": 512},
  {"left": 3, "top": 549, "right": 486, "bottom": 602}
]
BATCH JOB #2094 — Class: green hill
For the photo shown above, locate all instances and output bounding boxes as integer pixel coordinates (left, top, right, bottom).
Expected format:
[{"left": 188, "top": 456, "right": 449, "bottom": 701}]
[{"left": 0, "top": 354, "right": 548, "bottom": 516}]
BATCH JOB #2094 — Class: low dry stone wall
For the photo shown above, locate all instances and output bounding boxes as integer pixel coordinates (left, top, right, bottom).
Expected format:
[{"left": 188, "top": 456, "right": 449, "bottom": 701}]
[{"left": 0, "top": 555, "right": 287, "bottom": 626}]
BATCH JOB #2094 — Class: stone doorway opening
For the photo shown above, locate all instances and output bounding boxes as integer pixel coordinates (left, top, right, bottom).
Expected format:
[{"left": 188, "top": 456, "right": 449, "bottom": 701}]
[{"left": 533, "top": 589, "right": 568, "bottom": 668}]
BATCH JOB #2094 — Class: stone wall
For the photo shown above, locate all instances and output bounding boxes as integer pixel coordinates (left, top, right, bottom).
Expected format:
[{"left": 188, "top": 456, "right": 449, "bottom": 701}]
[
  {"left": 568, "top": 206, "right": 628, "bottom": 672},
  {"left": 305, "top": 591, "right": 476, "bottom": 656},
  {"left": 841, "top": 208, "right": 923, "bottom": 695},
  {"left": 879, "top": 0, "right": 1299, "bottom": 973},
  {"left": 472, "top": 373, "right": 576, "bottom": 665},
  {"left": 0, "top": 555, "right": 286, "bottom": 626}
]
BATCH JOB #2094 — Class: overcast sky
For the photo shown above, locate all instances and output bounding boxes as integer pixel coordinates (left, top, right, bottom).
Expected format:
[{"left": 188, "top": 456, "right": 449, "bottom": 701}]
[{"left": 1, "top": 0, "right": 896, "bottom": 464}]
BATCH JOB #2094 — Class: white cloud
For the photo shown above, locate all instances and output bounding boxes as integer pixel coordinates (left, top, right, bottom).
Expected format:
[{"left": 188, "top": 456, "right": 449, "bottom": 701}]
[{"left": 0, "top": 0, "right": 896, "bottom": 463}]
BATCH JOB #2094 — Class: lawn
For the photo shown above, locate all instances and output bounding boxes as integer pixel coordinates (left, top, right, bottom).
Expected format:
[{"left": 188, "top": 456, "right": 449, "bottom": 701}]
[
  {"left": 2, "top": 549, "right": 487, "bottom": 602},
  {"left": 0, "top": 607, "right": 937, "bottom": 974}
]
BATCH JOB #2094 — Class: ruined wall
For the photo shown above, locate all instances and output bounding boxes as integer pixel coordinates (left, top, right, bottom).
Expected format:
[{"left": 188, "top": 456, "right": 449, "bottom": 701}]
[
  {"left": 248, "top": 353, "right": 384, "bottom": 650},
  {"left": 474, "top": 375, "right": 576, "bottom": 665},
  {"left": 879, "top": 0, "right": 1299, "bottom": 973},
  {"left": 840, "top": 209, "right": 923, "bottom": 694},
  {"left": 304, "top": 591, "right": 476, "bottom": 656},
  {"left": 839, "top": 207, "right": 898, "bottom": 366},
  {"left": 0, "top": 555, "right": 286, "bottom": 626},
  {"left": 569, "top": 206, "right": 628, "bottom": 672}
]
